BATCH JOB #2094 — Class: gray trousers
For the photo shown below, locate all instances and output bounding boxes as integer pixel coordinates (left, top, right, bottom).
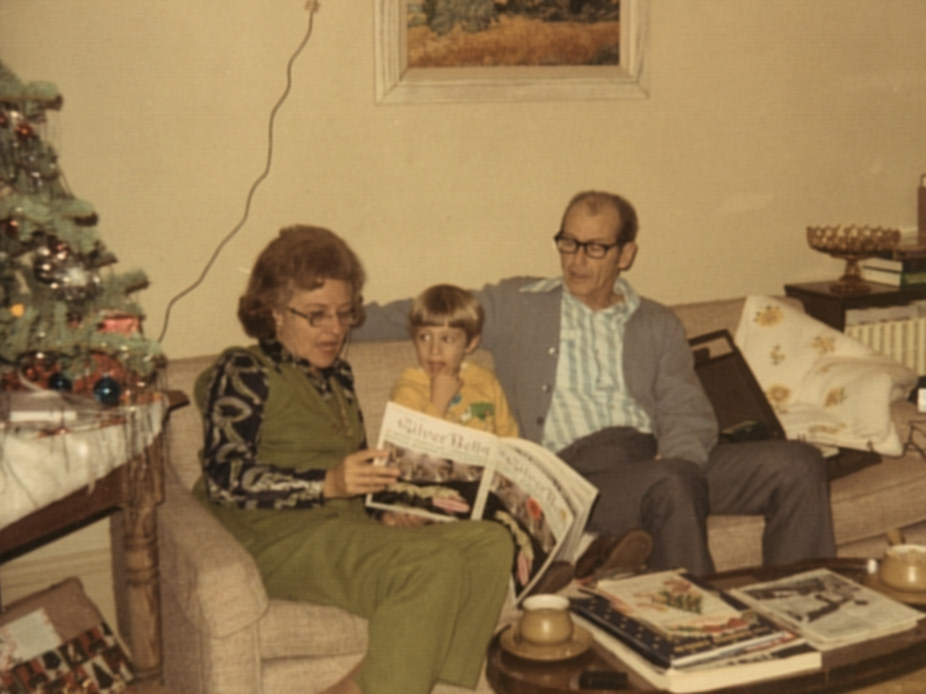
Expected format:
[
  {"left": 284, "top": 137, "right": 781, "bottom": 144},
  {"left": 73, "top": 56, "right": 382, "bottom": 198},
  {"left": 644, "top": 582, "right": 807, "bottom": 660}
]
[{"left": 557, "top": 427, "right": 837, "bottom": 576}]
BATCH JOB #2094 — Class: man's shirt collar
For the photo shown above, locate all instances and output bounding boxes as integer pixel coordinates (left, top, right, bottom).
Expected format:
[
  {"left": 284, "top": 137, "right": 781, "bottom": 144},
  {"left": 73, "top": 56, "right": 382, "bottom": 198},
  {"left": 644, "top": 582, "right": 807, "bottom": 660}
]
[{"left": 523, "top": 276, "right": 641, "bottom": 317}]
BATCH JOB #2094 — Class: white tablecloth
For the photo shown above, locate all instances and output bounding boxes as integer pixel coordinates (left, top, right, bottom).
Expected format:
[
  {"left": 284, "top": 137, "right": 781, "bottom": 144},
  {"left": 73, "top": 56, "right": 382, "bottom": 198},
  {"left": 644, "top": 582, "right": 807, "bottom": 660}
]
[{"left": 0, "top": 398, "right": 166, "bottom": 530}]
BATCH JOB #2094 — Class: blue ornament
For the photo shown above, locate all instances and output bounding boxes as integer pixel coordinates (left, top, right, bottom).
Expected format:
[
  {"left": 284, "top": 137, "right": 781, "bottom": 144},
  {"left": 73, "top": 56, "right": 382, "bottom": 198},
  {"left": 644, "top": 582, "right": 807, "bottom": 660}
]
[
  {"left": 49, "top": 372, "right": 73, "bottom": 392},
  {"left": 93, "top": 375, "right": 122, "bottom": 406}
]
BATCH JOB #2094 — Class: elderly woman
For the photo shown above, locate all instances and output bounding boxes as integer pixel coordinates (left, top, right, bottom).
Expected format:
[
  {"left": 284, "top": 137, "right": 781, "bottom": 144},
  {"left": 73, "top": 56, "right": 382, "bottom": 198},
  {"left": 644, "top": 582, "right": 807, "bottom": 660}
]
[{"left": 194, "top": 225, "right": 512, "bottom": 694}]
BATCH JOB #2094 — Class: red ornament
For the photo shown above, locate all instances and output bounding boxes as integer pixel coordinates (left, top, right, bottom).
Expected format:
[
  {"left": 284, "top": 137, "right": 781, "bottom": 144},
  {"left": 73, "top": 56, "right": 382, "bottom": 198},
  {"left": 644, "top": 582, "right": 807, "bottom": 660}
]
[
  {"left": 15, "top": 121, "right": 35, "bottom": 141},
  {"left": 1, "top": 218, "right": 19, "bottom": 238},
  {"left": 99, "top": 313, "right": 141, "bottom": 336}
]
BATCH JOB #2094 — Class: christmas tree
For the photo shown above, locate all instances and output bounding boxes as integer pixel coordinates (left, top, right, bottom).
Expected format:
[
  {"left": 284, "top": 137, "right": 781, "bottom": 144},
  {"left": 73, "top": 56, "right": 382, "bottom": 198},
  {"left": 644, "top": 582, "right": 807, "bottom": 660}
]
[{"left": 0, "top": 60, "right": 161, "bottom": 405}]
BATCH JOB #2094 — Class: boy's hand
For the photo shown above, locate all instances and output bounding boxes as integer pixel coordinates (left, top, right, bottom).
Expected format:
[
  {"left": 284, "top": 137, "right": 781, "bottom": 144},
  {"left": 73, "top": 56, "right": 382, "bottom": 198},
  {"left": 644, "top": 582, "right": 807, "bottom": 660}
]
[{"left": 430, "top": 366, "right": 462, "bottom": 414}]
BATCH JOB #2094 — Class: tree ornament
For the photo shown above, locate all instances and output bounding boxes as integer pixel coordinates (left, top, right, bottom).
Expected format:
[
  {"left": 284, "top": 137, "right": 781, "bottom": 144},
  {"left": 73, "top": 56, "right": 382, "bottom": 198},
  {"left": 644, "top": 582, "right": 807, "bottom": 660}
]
[
  {"left": 1, "top": 217, "right": 19, "bottom": 238},
  {"left": 15, "top": 121, "right": 35, "bottom": 141},
  {"left": 32, "top": 237, "right": 102, "bottom": 301},
  {"left": 93, "top": 374, "right": 121, "bottom": 406},
  {"left": 48, "top": 371, "right": 72, "bottom": 391}
]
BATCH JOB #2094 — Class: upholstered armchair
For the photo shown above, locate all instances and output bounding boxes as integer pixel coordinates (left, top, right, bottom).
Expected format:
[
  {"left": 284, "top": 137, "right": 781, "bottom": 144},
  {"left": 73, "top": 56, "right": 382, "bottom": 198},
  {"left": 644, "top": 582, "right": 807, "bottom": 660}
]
[{"left": 148, "top": 349, "right": 506, "bottom": 694}]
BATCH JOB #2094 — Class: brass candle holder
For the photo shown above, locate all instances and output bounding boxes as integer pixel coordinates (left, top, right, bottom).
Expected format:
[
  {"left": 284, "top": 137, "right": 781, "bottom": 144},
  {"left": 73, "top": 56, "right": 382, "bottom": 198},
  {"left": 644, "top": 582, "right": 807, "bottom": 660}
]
[{"left": 807, "top": 224, "right": 901, "bottom": 294}]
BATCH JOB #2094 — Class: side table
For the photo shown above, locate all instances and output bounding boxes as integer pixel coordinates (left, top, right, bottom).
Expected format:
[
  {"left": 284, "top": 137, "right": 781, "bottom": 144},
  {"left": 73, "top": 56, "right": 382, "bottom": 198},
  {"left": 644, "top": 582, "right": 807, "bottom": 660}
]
[
  {"left": 486, "top": 558, "right": 926, "bottom": 694},
  {"left": 784, "top": 281, "right": 926, "bottom": 331},
  {"left": 0, "top": 391, "right": 188, "bottom": 690}
]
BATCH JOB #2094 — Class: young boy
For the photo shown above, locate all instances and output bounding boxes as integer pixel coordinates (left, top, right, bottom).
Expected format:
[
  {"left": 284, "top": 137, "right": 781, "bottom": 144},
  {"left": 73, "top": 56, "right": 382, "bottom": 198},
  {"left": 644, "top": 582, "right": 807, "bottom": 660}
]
[{"left": 391, "top": 284, "right": 518, "bottom": 437}]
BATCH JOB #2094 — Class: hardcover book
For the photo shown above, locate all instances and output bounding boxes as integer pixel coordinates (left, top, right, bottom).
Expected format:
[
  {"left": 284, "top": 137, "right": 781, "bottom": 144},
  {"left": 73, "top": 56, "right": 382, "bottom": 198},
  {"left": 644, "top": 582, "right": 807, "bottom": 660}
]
[
  {"left": 573, "top": 612, "right": 820, "bottom": 694},
  {"left": 568, "top": 569, "right": 796, "bottom": 670}
]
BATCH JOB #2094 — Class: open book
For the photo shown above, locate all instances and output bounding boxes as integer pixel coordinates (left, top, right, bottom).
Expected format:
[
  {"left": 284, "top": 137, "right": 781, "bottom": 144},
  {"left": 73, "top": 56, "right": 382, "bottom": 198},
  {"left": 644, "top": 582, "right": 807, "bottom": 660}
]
[{"left": 366, "top": 402, "right": 598, "bottom": 601}]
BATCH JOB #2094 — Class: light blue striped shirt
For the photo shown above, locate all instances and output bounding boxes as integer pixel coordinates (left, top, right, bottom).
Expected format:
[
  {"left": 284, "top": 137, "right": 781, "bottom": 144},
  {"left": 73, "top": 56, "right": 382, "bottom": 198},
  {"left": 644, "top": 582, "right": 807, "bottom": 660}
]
[{"left": 533, "top": 277, "right": 652, "bottom": 452}]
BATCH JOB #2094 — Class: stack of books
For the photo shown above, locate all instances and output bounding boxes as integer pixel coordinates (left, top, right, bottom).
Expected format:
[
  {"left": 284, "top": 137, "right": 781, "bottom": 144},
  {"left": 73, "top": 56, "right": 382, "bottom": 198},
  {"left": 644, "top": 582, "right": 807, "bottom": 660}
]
[
  {"left": 570, "top": 567, "right": 924, "bottom": 693},
  {"left": 862, "top": 250, "right": 926, "bottom": 288},
  {"left": 569, "top": 570, "right": 820, "bottom": 693}
]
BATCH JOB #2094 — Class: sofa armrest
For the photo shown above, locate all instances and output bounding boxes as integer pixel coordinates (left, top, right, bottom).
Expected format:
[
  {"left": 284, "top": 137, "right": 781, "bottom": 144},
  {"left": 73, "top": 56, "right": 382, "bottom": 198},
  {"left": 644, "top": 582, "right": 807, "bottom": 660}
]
[{"left": 158, "top": 468, "right": 269, "bottom": 637}]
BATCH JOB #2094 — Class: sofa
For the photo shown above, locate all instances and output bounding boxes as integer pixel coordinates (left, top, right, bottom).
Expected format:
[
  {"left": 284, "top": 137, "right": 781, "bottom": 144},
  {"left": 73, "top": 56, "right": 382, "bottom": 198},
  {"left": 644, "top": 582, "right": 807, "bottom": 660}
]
[{"left": 149, "top": 296, "right": 926, "bottom": 694}]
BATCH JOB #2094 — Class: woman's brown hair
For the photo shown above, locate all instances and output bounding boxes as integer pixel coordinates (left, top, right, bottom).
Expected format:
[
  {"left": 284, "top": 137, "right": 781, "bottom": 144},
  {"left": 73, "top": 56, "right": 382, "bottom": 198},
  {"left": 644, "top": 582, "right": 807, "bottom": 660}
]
[{"left": 237, "top": 225, "right": 366, "bottom": 340}]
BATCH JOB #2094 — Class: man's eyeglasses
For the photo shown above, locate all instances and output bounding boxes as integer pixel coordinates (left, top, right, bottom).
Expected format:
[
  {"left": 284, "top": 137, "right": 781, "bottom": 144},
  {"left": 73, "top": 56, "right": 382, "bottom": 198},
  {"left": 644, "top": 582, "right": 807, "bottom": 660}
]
[
  {"left": 286, "top": 306, "right": 358, "bottom": 329},
  {"left": 553, "top": 232, "right": 622, "bottom": 259}
]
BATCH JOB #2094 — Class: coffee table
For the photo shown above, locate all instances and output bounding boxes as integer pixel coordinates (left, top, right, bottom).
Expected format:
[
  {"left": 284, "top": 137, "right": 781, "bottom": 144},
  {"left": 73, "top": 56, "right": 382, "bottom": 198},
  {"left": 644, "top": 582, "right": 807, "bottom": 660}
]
[{"left": 485, "top": 558, "right": 926, "bottom": 693}]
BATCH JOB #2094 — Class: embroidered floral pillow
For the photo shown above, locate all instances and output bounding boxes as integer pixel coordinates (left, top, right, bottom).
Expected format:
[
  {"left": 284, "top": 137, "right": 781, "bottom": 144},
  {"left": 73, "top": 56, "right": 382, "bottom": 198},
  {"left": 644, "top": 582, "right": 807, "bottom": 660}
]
[{"left": 734, "top": 295, "right": 917, "bottom": 455}]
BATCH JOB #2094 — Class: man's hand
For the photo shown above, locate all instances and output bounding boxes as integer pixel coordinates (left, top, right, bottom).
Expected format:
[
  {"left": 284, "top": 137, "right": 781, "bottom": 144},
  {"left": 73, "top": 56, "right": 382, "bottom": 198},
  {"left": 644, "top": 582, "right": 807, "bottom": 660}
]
[{"left": 324, "top": 449, "right": 399, "bottom": 499}]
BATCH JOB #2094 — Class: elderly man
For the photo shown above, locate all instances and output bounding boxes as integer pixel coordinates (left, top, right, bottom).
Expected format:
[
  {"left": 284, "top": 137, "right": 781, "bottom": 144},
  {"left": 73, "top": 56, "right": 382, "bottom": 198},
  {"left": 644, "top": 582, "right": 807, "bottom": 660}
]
[{"left": 356, "top": 190, "right": 836, "bottom": 576}]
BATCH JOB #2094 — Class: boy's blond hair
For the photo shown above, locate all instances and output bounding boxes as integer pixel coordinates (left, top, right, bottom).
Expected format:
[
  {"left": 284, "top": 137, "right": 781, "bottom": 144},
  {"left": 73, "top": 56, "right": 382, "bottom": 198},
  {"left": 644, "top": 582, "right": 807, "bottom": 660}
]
[{"left": 408, "top": 284, "right": 484, "bottom": 343}]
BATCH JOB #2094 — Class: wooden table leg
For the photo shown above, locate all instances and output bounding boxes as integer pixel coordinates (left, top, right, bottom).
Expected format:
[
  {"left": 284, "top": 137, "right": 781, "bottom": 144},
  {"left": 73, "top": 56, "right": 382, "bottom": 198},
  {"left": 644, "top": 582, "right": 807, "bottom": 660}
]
[{"left": 120, "top": 436, "right": 166, "bottom": 685}]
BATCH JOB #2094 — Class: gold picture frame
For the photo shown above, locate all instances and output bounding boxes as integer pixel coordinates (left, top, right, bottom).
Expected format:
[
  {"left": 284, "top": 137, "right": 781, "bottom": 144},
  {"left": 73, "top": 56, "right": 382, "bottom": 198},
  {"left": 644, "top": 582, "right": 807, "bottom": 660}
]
[{"left": 374, "top": 0, "right": 650, "bottom": 104}]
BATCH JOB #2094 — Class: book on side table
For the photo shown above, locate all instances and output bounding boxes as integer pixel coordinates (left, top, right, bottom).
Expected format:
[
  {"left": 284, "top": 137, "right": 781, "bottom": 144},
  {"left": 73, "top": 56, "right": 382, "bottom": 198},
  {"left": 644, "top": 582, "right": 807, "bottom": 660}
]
[{"left": 569, "top": 569, "right": 821, "bottom": 693}]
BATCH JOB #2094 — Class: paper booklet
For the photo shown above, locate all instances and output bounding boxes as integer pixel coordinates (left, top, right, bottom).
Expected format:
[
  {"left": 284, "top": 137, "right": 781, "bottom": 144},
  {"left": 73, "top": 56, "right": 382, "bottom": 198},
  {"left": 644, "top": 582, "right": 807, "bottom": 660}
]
[
  {"left": 366, "top": 402, "right": 598, "bottom": 602},
  {"left": 729, "top": 567, "right": 924, "bottom": 650}
]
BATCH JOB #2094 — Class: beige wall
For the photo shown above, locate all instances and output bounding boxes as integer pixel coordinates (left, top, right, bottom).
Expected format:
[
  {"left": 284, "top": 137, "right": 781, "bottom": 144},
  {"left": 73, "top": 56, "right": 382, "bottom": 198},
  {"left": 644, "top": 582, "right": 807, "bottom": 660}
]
[
  {"left": 2, "top": 0, "right": 926, "bottom": 361},
  {"left": 2, "top": 0, "right": 926, "bottom": 635}
]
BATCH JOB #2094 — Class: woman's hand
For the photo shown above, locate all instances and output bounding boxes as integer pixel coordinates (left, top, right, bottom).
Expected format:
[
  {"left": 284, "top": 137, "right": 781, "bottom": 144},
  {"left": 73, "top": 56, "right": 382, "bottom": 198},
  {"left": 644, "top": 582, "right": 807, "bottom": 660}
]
[
  {"left": 380, "top": 511, "right": 431, "bottom": 528},
  {"left": 324, "top": 449, "right": 399, "bottom": 499}
]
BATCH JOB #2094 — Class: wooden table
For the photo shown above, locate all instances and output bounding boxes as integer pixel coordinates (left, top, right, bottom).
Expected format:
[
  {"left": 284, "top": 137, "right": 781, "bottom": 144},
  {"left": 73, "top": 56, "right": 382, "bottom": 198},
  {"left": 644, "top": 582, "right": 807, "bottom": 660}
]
[
  {"left": 0, "top": 391, "right": 187, "bottom": 690},
  {"left": 486, "top": 558, "right": 926, "bottom": 693},
  {"left": 783, "top": 281, "right": 926, "bottom": 331}
]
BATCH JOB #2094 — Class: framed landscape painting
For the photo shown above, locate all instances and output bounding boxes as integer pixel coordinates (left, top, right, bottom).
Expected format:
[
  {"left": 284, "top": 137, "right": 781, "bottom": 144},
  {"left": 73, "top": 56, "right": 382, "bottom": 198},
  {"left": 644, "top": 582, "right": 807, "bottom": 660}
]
[{"left": 374, "top": 0, "right": 650, "bottom": 104}]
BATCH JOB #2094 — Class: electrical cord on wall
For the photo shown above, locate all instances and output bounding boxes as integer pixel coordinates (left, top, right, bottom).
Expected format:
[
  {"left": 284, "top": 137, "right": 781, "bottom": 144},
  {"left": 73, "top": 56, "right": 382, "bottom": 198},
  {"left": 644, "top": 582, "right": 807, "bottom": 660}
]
[{"left": 155, "top": 3, "right": 318, "bottom": 344}]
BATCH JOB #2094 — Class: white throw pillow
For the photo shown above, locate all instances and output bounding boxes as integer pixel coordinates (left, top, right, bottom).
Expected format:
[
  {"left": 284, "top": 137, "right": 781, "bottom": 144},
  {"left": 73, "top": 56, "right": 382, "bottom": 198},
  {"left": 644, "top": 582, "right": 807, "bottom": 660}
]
[{"left": 734, "top": 295, "right": 916, "bottom": 455}]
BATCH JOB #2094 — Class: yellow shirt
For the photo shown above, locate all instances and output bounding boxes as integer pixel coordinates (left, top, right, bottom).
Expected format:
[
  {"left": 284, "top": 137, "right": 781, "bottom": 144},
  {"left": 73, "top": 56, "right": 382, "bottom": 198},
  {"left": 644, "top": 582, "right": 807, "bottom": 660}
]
[{"left": 390, "top": 360, "right": 519, "bottom": 437}]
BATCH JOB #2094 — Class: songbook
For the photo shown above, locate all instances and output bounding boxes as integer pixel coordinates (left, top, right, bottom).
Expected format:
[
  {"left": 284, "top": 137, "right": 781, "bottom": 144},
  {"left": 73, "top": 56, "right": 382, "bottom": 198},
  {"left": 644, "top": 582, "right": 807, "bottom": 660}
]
[{"left": 366, "top": 402, "right": 598, "bottom": 602}]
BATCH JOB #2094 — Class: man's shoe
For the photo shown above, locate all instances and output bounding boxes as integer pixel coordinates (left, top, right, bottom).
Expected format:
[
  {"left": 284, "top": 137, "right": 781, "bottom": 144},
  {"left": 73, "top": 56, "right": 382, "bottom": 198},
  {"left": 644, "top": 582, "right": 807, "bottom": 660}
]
[
  {"left": 527, "top": 560, "right": 575, "bottom": 596},
  {"left": 574, "top": 529, "right": 653, "bottom": 582}
]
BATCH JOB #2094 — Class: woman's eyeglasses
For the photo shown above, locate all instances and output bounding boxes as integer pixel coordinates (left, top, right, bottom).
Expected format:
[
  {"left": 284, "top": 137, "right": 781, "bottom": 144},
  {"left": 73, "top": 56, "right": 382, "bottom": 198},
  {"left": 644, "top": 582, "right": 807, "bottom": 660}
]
[{"left": 286, "top": 306, "right": 358, "bottom": 329}]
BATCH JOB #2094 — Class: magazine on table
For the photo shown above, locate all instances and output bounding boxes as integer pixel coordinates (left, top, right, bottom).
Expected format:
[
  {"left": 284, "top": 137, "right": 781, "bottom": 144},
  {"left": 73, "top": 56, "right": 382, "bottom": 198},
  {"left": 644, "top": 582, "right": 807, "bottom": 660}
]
[
  {"left": 366, "top": 402, "right": 598, "bottom": 602},
  {"left": 573, "top": 612, "right": 820, "bottom": 694},
  {"left": 729, "top": 567, "right": 924, "bottom": 650},
  {"left": 568, "top": 569, "right": 803, "bottom": 670}
]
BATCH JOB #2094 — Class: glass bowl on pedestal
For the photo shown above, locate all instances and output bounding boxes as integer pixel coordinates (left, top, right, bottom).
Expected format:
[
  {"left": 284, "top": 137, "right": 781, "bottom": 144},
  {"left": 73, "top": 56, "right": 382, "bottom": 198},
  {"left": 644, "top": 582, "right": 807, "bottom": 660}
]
[{"left": 806, "top": 224, "right": 901, "bottom": 295}]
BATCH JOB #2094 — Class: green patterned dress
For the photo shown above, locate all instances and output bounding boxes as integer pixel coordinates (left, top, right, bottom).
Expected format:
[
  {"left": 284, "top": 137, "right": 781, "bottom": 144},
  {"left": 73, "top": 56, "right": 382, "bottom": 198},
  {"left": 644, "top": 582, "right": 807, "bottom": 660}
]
[{"left": 194, "top": 343, "right": 512, "bottom": 694}]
